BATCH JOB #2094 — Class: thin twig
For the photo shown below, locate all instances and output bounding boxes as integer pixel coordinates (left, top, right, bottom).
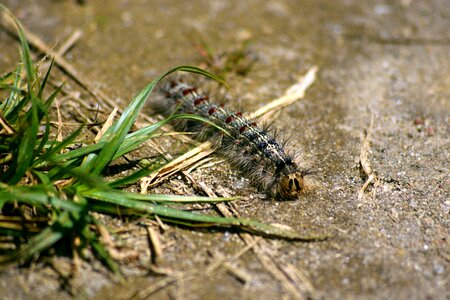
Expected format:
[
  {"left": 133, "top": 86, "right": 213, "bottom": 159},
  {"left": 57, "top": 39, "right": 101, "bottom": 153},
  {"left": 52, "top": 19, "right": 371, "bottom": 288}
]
[
  {"left": 56, "top": 29, "right": 82, "bottom": 56},
  {"left": 147, "top": 225, "right": 163, "bottom": 264},
  {"left": 206, "top": 250, "right": 252, "bottom": 284},
  {"left": 141, "top": 141, "right": 216, "bottom": 190},
  {"left": 0, "top": 112, "right": 15, "bottom": 134},
  {"left": 55, "top": 99, "right": 63, "bottom": 142},
  {"left": 358, "top": 114, "right": 380, "bottom": 202}
]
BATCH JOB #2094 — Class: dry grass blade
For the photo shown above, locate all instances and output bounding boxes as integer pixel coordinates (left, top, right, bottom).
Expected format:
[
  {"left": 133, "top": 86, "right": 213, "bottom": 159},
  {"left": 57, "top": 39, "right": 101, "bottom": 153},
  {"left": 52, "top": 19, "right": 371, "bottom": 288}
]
[
  {"left": 95, "top": 107, "right": 118, "bottom": 142},
  {"left": 141, "top": 141, "right": 215, "bottom": 190},
  {"left": 250, "top": 66, "right": 318, "bottom": 119},
  {"left": 358, "top": 114, "right": 380, "bottom": 202},
  {"left": 147, "top": 225, "right": 163, "bottom": 264},
  {"left": 0, "top": 112, "right": 15, "bottom": 134},
  {"left": 56, "top": 29, "right": 82, "bottom": 56},
  {"left": 206, "top": 251, "right": 251, "bottom": 284}
]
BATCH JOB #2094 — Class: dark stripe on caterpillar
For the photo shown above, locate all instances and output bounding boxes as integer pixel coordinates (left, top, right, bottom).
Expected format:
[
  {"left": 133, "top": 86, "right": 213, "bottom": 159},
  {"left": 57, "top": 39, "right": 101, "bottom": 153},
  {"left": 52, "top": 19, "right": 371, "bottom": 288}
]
[{"left": 156, "top": 79, "right": 306, "bottom": 200}]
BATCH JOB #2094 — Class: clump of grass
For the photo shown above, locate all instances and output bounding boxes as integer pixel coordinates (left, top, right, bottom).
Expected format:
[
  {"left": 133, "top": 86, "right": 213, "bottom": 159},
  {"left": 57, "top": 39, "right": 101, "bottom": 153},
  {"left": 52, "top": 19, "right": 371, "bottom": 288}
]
[{"left": 0, "top": 5, "right": 322, "bottom": 275}]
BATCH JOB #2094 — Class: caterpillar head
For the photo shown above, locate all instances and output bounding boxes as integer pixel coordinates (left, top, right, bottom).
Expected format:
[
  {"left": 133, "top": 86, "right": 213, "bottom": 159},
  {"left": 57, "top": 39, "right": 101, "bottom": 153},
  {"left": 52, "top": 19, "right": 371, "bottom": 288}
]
[{"left": 278, "top": 172, "right": 304, "bottom": 199}]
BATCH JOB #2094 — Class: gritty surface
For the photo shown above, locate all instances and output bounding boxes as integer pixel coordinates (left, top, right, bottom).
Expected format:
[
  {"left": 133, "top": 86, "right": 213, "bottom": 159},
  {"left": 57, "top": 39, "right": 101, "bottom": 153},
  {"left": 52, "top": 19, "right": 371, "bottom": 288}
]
[{"left": 0, "top": 0, "right": 448, "bottom": 299}]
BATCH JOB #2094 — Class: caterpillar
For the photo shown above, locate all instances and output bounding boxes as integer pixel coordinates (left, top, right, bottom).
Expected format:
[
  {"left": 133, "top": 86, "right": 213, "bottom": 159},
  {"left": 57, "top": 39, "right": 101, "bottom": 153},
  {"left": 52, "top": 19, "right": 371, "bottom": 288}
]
[{"left": 156, "top": 79, "right": 306, "bottom": 200}]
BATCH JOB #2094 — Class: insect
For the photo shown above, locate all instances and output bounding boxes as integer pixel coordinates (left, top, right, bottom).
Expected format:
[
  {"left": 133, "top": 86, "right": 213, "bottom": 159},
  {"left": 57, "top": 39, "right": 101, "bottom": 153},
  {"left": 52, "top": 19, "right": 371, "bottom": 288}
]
[{"left": 157, "top": 79, "right": 306, "bottom": 200}]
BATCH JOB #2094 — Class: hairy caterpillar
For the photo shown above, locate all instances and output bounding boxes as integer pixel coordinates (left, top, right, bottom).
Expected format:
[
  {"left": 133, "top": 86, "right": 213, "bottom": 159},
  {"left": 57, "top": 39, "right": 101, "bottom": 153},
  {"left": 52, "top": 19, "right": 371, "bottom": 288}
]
[{"left": 156, "top": 79, "right": 306, "bottom": 200}]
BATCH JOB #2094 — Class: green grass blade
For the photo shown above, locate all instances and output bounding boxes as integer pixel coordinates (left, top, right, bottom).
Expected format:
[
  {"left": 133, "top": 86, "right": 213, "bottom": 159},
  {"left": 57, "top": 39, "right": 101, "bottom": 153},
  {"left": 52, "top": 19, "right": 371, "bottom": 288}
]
[
  {"left": 113, "top": 113, "right": 229, "bottom": 160},
  {"left": 0, "top": 68, "right": 18, "bottom": 114},
  {"left": 82, "top": 189, "right": 324, "bottom": 240},
  {"left": 81, "top": 216, "right": 122, "bottom": 276},
  {"left": 0, "top": 223, "right": 65, "bottom": 265},
  {"left": 111, "top": 120, "right": 169, "bottom": 160},
  {"left": 37, "top": 57, "right": 54, "bottom": 99},
  {"left": 5, "top": 99, "right": 39, "bottom": 184},
  {"left": 80, "top": 66, "right": 226, "bottom": 175},
  {"left": 31, "top": 171, "right": 54, "bottom": 190},
  {"left": 0, "top": 210, "right": 78, "bottom": 266},
  {"left": 49, "top": 164, "right": 110, "bottom": 190},
  {"left": 43, "top": 82, "right": 63, "bottom": 109},
  {"left": 0, "top": 70, "right": 14, "bottom": 84},
  {"left": 35, "top": 142, "right": 104, "bottom": 169},
  {"left": 82, "top": 188, "right": 236, "bottom": 204},
  {"left": 0, "top": 4, "right": 36, "bottom": 92},
  {"left": 107, "top": 163, "right": 161, "bottom": 188},
  {"left": 34, "top": 113, "right": 51, "bottom": 162},
  {"left": 0, "top": 188, "right": 83, "bottom": 214},
  {"left": 150, "top": 205, "right": 326, "bottom": 240},
  {"left": 34, "top": 123, "right": 85, "bottom": 166},
  {"left": 90, "top": 237, "right": 122, "bottom": 277},
  {"left": 2, "top": 65, "right": 22, "bottom": 121}
]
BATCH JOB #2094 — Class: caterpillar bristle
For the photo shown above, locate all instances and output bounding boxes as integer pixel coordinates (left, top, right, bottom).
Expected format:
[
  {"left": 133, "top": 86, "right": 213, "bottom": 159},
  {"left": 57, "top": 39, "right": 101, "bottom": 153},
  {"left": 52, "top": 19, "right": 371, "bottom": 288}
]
[{"left": 155, "top": 77, "right": 308, "bottom": 200}]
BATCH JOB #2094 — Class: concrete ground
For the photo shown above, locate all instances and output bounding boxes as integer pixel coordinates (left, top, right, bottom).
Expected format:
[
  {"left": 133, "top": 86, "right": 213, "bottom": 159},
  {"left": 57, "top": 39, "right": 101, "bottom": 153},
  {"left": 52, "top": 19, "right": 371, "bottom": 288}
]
[{"left": 0, "top": 0, "right": 448, "bottom": 299}]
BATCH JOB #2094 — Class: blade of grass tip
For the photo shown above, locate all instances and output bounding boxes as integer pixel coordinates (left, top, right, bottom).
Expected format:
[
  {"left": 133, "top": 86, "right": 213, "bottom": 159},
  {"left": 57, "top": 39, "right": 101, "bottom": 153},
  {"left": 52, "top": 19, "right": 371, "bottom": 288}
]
[
  {"left": 0, "top": 5, "right": 36, "bottom": 93},
  {"left": 80, "top": 66, "right": 226, "bottom": 175},
  {"left": 37, "top": 57, "right": 54, "bottom": 99},
  {"left": 177, "top": 65, "right": 228, "bottom": 88},
  {"left": 82, "top": 190, "right": 322, "bottom": 240},
  {"left": 4, "top": 98, "right": 39, "bottom": 184},
  {"left": 43, "top": 82, "right": 63, "bottom": 110},
  {"left": 4, "top": 94, "right": 29, "bottom": 128},
  {"left": 78, "top": 80, "right": 159, "bottom": 173},
  {"left": 149, "top": 204, "right": 327, "bottom": 240}
]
